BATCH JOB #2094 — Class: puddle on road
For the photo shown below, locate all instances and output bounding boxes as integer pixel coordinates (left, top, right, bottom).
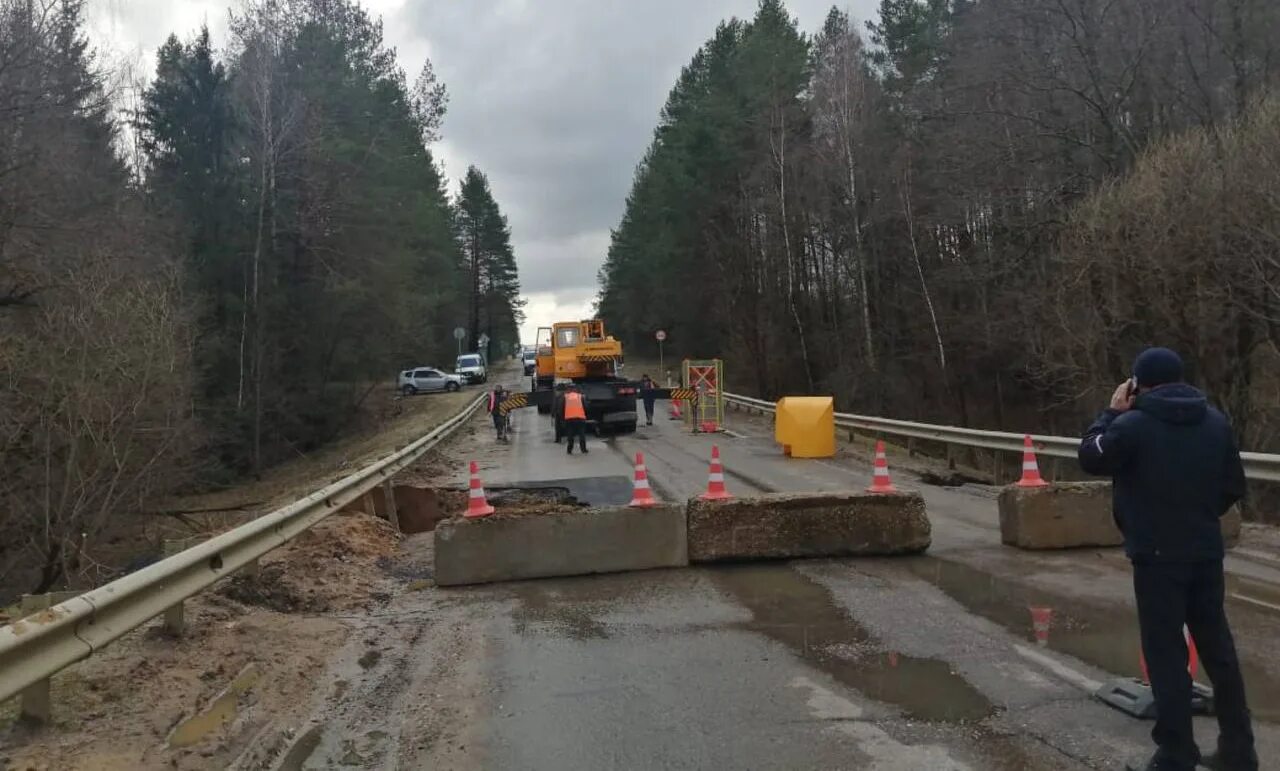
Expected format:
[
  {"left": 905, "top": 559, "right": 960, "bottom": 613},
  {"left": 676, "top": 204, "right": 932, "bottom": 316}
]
[
  {"left": 709, "top": 563, "right": 995, "bottom": 723},
  {"left": 511, "top": 581, "right": 610, "bottom": 640},
  {"left": 168, "top": 663, "right": 261, "bottom": 748},
  {"left": 902, "top": 556, "right": 1280, "bottom": 722},
  {"left": 276, "top": 722, "right": 326, "bottom": 771}
]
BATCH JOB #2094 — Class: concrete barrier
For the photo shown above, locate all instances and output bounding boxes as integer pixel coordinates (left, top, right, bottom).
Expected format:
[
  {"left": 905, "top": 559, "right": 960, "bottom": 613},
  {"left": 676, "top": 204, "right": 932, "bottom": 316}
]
[
  {"left": 434, "top": 505, "right": 688, "bottom": 587},
  {"left": 686, "top": 491, "right": 931, "bottom": 563},
  {"left": 999, "top": 482, "right": 1242, "bottom": 550}
]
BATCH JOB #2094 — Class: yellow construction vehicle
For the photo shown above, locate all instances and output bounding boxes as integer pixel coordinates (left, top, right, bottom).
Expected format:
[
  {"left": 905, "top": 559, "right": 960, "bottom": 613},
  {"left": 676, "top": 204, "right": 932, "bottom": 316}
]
[{"left": 531, "top": 319, "right": 639, "bottom": 434}]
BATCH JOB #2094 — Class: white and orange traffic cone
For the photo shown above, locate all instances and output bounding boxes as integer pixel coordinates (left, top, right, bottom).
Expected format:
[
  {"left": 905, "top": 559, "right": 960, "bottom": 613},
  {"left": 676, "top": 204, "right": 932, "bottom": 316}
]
[
  {"left": 1017, "top": 435, "right": 1050, "bottom": 488},
  {"left": 1029, "top": 606, "right": 1052, "bottom": 647},
  {"left": 866, "top": 440, "right": 898, "bottom": 494},
  {"left": 629, "top": 452, "right": 658, "bottom": 508},
  {"left": 699, "top": 445, "right": 732, "bottom": 501},
  {"left": 465, "top": 461, "right": 495, "bottom": 518},
  {"left": 669, "top": 399, "right": 683, "bottom": 420}
]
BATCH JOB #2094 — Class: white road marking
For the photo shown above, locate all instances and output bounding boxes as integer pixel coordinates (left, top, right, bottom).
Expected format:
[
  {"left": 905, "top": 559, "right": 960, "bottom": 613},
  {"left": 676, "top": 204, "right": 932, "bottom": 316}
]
[
  {"left": 1013, "top": 645, "right": 1104, "bottom": 693},
  {"left": 788, "top": 676, "right": 972, "bottom": 771},
  {"left": 1229, "top": 592, "right": 1280, "bottom": 613}
]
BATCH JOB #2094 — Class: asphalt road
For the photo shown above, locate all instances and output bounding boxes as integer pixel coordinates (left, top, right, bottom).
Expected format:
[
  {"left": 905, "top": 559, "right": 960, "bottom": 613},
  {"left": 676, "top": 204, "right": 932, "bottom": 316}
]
[{"left": 275, "top": 398, "right": 1280, "bottom": 770}]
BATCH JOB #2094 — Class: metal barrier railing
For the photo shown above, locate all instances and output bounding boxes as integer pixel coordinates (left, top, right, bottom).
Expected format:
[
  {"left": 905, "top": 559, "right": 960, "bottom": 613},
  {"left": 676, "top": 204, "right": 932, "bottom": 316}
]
[
  {"left": 722, "top": 393, "right": 1280, "bottom": 484},
  {"left": 0, "top": 393, "right": 487, "bottom": 720}
]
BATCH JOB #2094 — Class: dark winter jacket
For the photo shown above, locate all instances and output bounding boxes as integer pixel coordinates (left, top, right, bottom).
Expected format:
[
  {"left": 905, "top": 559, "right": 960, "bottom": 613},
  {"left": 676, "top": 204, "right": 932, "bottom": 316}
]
[
  {"left": 1078, "top": 383, "right": 1245, "bottom": 562},
  {"left": 640, "top": 377, "right": 657, "bottom": 410}
]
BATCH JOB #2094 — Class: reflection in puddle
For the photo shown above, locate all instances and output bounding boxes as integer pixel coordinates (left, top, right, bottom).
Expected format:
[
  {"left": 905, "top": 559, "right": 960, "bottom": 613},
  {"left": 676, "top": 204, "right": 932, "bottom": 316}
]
[
  {"left": 709, "top": 563, "right": 995, "bottom": 723},
  {"left": 902, "top": 557, "right": 1280, "bottom": 722},
  {"left": 168, "top": 664, "right": 261, "bottom": 748}
]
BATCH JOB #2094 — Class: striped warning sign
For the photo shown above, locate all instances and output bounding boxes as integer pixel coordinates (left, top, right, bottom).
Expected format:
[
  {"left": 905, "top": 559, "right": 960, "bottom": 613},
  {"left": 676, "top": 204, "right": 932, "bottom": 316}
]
[
  {"left": 580, "top": 354, "right": 619, "bottom": 363},
  {"left": 668, "top": 388, "right": 697, "bottom": 401},
  {"left": 498, "top": 393, "right": 528, "bottom": 416}
]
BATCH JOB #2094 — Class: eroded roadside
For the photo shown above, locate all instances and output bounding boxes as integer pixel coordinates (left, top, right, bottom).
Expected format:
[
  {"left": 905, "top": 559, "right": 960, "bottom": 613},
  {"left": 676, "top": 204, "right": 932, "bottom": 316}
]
[{"left": 0, "top": 510, "right": 403, "bottom": 770}]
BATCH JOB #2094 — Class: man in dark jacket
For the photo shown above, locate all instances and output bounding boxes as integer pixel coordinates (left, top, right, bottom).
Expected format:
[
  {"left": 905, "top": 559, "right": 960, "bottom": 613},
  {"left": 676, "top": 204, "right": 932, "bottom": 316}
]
[
  {"left": 1078, "top": 347, "right": 1256, "bottom": 771},
  {"left": 640, "top": 374, "right": 657, "bottom": 426}
]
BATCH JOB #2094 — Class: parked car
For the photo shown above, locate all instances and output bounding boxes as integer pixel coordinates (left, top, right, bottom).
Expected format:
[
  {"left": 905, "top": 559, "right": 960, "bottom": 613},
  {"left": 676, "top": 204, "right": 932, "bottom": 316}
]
[
  {"left": 521, "top": 348, "right": 537, "bottom": 376},
  {"left": 455, "top": 353, "right": 487, "bottom": 384},
  {"left": 398, "top": 367, "right": 463, "bottom": 395}
]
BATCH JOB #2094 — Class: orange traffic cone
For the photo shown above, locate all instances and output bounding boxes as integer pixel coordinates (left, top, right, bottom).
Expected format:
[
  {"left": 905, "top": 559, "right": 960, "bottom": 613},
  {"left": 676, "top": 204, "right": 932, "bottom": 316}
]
[
  {"left": 1029, "top": 606, "right": 1052, "bottom": 647},
  {"left": 1017, "top": 435, "right": 1050, "bottom": 488},
  {"left": 629, "top": 452, "right": 658, "bottom": 508},
  {"left": 669, "top": 399, "right": 683, "bottom": 420},
  {"left": 699, "top": 445, "right": 732, "bottom": 501},
  {"left": 866, "top": 440, "right": 898, "bottom": 494},
  {"left": 465, "top": 461, "right": 495, "bottom": 518}
]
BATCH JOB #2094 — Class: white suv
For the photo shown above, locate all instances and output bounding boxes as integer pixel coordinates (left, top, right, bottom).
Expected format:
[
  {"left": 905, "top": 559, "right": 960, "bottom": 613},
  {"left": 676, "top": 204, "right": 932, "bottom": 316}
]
[
  {"left": 455, "top": 353, "right": 487, "bottom": 384},
  {"left": 398, "top": 367, "right": 463, "bottom": 395}
]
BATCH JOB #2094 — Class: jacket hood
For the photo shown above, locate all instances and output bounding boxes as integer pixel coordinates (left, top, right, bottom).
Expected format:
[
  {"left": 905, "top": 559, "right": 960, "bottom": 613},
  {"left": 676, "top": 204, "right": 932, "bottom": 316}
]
[{"left": 1135, "top": 383, "right": 1207, "bottom": 425}]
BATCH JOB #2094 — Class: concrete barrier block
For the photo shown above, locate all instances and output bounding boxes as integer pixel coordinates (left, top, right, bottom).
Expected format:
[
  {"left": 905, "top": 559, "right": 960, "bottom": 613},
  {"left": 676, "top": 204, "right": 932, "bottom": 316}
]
[
  {"left": 686, "top": 491, "right": 931, "bottom": 563},
  {"left": 433, "top": 505, "right": 688, "bottom": 587},
  {"left": 999, "top": 482, "right": 1243, "bottom": 550}
]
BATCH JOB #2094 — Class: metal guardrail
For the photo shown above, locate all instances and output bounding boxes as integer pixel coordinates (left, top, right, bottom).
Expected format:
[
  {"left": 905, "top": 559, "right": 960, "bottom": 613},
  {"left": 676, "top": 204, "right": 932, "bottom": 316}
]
[
  {"left": 0, "top": 393, "right": 487, "bottom": 708},
  {"left": 723, "top": 393, "right": 1280, "bottom": 484}
]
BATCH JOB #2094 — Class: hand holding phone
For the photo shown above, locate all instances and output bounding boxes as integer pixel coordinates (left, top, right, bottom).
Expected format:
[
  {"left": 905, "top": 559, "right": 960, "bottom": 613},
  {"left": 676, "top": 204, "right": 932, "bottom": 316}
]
[{"left": 1111, "top": 379, "right": 1136, "bottom": 413}]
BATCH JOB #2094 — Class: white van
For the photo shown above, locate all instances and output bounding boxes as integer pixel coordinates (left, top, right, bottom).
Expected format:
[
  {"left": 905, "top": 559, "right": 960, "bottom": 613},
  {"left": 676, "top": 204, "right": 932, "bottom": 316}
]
[{"left": 455, "top": 353, "right": 487, "bottom": 384}]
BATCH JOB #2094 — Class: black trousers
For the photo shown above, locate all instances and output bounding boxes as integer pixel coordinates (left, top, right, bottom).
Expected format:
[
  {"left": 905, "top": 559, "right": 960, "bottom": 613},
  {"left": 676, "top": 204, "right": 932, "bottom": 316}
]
[
  {"left": 1133, "top": 559, "right": 1255, "bottom": 768},
  {"left": 642, "top": 397, "right": 656, "bottom": 423},
  {"left": 565, "top": 419, "right": 587, "bottom": 453}
]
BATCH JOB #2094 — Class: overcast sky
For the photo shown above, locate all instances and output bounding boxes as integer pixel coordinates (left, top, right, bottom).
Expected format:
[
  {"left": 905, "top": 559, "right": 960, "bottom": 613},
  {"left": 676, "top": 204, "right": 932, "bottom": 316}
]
[{"left": 88, "top": 0, "right": 879, "bottom": 343}]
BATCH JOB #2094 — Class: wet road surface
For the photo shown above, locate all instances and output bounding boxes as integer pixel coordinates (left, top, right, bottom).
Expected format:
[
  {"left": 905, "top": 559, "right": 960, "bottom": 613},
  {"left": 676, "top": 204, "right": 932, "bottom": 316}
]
[{"left": 276, "top": 401, "right": 1280, "bottom": 770}]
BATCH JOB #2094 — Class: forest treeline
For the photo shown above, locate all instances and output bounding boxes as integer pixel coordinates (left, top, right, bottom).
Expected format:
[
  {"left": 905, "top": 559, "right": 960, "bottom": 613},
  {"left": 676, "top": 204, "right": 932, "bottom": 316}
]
[
  {"left": 600, "top": 0, "right": 1280, "bottom": 453},
  {"left": 0, "top": 0, "right": 521, "bottom": 593}
]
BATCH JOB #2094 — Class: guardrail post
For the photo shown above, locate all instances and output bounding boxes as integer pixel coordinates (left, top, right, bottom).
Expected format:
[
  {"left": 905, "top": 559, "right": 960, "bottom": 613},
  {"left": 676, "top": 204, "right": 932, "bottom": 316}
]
[
  {"left": 945, "top": 443, "right": 957, "bottom": 470},
  {"left": 907, "top": 437, "right": 917, "bottom": 458},
  {"left": 383, "top": 479, "right": 401, "bottom": 534},
  {"left": 992, "top": 451, "right": 1002, "bottom": 485},
  {"left": 161, "top": 538, "right": 197, "bottom": 635},
  {"left": 17, "top": 593, "right": 63, "bottom": 724}
]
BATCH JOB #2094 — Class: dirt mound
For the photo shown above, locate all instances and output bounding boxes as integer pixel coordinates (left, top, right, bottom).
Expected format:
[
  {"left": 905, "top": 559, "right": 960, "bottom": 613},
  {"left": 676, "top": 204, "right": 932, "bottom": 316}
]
[
  {"left": 208, "top": 512, "right": 401, "bottom": 615},
  {"left": 435, "top": 486, "right": 587, "bottom": 520},
  {"left": 218, "top": 564, "right": 330, "bottom": 613}
]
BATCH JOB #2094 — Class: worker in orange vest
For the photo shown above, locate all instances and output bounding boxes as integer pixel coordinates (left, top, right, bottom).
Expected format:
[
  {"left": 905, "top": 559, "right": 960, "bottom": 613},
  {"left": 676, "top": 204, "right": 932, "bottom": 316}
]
[{"left": 561, "top": 384, "right": 589, "bottom": 455}]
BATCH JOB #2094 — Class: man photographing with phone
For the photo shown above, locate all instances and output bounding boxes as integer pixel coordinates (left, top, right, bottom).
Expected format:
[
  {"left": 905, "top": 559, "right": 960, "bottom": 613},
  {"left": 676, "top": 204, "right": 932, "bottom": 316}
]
[{"left": 1078, "top": 347, "right": 1257, "bottom": 771}]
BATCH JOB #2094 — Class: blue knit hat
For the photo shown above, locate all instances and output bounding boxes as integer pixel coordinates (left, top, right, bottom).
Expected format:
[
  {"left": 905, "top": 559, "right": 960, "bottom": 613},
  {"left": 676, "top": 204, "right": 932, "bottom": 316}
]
[{"left": 1133, "top": 347, "right": 1184, "bottom": 387}]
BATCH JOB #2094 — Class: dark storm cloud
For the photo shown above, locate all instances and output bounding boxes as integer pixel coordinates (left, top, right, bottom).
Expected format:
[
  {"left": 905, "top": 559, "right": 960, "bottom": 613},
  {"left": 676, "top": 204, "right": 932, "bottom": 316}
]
[
  {"left": 404, "top": 0, "right": 880, "bottom": 298},
  {"left": 91, "top": 0, "right": 881, "bottom": 331}
]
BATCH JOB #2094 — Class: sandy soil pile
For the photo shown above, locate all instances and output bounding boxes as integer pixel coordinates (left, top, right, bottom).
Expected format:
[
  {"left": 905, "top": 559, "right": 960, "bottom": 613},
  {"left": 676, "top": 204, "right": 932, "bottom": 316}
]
[{"left": 0, "top": 512, "right": 401, "bottom": 771}]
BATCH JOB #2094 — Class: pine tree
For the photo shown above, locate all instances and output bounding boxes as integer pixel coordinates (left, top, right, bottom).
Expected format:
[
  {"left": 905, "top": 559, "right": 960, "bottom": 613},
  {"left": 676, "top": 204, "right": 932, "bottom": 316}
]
[{"left": 456, "top": 167, "right": 522, "bottom": 361}]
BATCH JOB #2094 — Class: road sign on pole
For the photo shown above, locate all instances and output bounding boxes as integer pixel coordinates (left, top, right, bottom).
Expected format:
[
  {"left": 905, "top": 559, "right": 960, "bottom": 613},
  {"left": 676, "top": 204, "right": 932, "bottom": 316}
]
[
  {"left": 656, "top": 330, "right": 667, "bottom": 379},
  {"left": 454, "top": 327, "right": 466, "bottom": 355}
]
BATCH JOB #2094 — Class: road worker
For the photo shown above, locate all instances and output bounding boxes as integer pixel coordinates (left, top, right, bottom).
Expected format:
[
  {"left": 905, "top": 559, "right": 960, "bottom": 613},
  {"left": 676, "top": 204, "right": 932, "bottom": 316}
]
[
  {"left": 488, "top": 385, "right": 509, "bottom": 443},
  {"left": 1079, "top": 347, "right": 1256, "bottom": 771},
  {"left": 561, "top": 384, "right": 589, "bottom": 455},
  {"left": 640, "top": 374, "right": 657, "bottom": 426}
]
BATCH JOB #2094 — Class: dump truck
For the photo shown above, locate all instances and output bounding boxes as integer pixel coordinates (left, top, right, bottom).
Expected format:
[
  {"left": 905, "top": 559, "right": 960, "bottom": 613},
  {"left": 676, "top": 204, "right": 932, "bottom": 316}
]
[{"left": 531, "top": 319, "right": 639, "bottom": 435}]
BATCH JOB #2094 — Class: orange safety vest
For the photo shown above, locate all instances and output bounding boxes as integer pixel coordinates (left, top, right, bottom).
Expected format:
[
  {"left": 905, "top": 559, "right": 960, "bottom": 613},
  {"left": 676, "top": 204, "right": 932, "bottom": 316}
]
[{"left": 564, "top": 391, "right": 586, "bottom": 420}]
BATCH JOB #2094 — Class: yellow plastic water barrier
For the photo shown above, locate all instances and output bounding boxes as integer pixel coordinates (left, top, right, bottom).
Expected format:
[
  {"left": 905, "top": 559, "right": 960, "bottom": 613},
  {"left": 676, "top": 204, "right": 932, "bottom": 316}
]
[{"left": 775, "top": 396, "right": 836, "bottom": 458}]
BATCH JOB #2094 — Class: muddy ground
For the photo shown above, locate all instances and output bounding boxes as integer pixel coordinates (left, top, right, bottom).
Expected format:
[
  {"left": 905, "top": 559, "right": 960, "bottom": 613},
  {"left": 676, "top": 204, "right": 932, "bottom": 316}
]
[{"left": 0, "top": 510, "right": 404, "bottom": 771}]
